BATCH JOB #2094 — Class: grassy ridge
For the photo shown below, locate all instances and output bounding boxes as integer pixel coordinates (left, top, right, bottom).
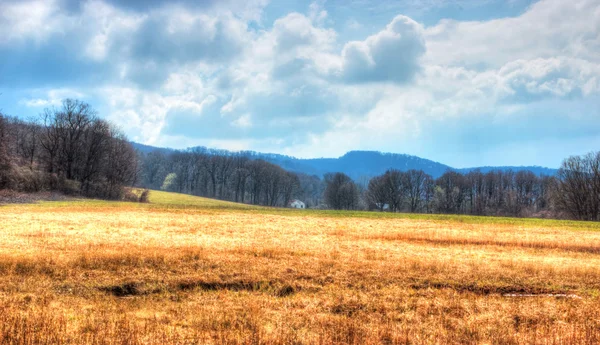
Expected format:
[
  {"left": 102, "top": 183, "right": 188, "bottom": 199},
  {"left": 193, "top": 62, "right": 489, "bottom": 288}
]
[
  {"left": 149, "top": 190, "right": 600, "bottom": 230},
  {"left": 29, "top": 189, "right": 600, "bottom": 231}
]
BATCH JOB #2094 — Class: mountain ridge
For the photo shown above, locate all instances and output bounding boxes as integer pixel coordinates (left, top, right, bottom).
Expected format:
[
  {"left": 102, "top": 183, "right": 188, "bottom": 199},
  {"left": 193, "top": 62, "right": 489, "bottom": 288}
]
[{"left": 132, "top": 143, "right": 558, "bottom": 179}]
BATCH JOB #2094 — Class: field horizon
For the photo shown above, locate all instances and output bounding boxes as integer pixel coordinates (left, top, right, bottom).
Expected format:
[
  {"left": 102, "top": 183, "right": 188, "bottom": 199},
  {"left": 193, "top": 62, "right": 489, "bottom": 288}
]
[{"left": 1, "top": 190, "right": 600, "bottom": 344}]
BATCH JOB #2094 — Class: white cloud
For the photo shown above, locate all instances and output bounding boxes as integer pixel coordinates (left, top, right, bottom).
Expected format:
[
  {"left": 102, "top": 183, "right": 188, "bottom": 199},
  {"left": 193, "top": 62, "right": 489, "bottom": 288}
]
[
  {"left": 21, "top": 88, "right": 86, "bottom": 108},
  {"left": 101, "top": 83, "right": 217, "bottom": 144},
  {"left": 308, "top": 0, "right": 328, "bottom": 26},
  {"left": 3, "top": 0, "right": 600, "bottom": 167},
  {"left": 232, "top": 113, "right": 252, "bottom": 128},
  {"left": 271, "top": 12, "right": 336, "bottom": 54},
  {"left": 497, "top": 57, "right": 600, "bottom": 99},
  {"left": 80, "top": 1, "right": 143, "bottom": 61},
  {"left": 425, "top": 0, "right": 600, "bottom": 68},
  {"left": 339, "top": 15, "right": 426, "bottom": 83},
  {"left": 0, "top": 0, "right": 63, "bottom": 45}
]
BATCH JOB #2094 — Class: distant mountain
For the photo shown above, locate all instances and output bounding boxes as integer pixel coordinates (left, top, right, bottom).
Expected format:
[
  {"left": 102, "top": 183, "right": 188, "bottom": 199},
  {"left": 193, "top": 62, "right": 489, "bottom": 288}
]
[
  {"left": 456, "top": 166, "right": 558, "bottom": 176},
  {"left": 259, "top": 151, "right": 452, "bottom": 180},
  {"left": 132, "top": 143, "right": 557, "bottom": 179},
  {"left": 131, "top": 142, "right": 175, "bottom": 155}
]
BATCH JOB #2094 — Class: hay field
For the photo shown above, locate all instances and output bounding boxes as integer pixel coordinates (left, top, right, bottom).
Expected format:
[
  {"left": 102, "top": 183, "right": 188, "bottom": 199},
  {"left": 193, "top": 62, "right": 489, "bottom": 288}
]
[{"left": 1, "top": 190, "right": 600, "bottom": 344}]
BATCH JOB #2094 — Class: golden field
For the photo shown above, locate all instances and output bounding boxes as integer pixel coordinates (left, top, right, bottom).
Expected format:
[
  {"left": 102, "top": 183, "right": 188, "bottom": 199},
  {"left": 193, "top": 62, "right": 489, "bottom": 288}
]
[{"left": 1, "top": 190, "right": 600, "bottom": 344}]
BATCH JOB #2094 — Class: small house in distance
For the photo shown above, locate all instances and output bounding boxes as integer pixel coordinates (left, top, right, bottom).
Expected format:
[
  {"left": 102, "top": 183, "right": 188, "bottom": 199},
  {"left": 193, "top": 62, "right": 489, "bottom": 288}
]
[
  {"left": 289, "top": 200, "right": 306, "bottom": 209},
  {"left": 375, "top": 203, "right": 390, "bottom": 211}
]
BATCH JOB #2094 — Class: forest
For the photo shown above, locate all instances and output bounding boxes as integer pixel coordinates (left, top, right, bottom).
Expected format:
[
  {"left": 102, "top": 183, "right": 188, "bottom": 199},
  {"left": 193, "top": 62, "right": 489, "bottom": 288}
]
[
  {"left": 1, "top": 99, "right": 599, "bottom": 221},
  {"left": 0, "top": 100, "right": 138, "bottom": 200},
  {"left": 139, "top": 128, "right": 599, "bottom": 221}
]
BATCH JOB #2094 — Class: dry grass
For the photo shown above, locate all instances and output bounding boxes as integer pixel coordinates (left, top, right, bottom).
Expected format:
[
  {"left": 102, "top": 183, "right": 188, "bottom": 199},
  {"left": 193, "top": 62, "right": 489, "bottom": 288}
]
[{"left": 0, "top": 192, "right": 599, "bottom": 344}]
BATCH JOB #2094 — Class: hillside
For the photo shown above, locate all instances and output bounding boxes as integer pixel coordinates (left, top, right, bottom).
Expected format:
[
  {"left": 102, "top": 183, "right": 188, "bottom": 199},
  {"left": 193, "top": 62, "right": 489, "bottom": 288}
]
[{"left": 132, "top": 143, "right": 558, "bottom": 179}]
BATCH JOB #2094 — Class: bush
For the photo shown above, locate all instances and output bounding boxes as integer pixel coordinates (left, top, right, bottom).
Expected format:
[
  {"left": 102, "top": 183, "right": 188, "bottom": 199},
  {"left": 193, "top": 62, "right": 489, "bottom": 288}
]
[
  {"left": 60, "top": 178, "right": 81, "bottom": 196},
  {"left": 121, "top": 188, "right": 150, "bottom": 203},
  {"left": 161, "top": 173, "right": 177, "bottom": 191},
  {"left": 122, "top": 189, "right": 139, "bottom": 202},
  {"left": 138, "top": 189, "right": 150, "bottom": 203},
  {"left": 12, "top": 167, "right": 47, "bottom": 192}
]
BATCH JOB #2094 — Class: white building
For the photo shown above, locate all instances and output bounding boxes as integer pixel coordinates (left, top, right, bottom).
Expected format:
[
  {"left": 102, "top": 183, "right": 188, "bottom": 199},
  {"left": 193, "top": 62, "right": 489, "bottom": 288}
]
[
  {"left": 375, "top": 203, "right": 390, "bottom": 211},
  {"left": 290, "top": 199, "right": 306, "bottom": 209}
]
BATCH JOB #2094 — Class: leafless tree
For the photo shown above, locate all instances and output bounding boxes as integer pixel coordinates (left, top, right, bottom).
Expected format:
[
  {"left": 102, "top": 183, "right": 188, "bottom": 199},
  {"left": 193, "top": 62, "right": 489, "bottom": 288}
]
[
  {"left": 324, "top": 172, "right": 359, "bottom": 210},
  {"left": 405, "top": 169, "right": 429, "bottom": 213},
  {"left": 367, "top": 174, "right": 388, "bottom": 211},
  {"left": 555, "top": 152, "right": 600, "bottom": 221},
  {"left": 0, "top": 113, "right": 13, "bottom": 189}
]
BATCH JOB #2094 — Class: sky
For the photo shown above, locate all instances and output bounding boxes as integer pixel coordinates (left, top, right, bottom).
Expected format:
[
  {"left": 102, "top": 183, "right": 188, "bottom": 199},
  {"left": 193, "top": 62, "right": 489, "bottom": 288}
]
[{"left": 0, "top": 0, "right": 599, "bottom": 168}]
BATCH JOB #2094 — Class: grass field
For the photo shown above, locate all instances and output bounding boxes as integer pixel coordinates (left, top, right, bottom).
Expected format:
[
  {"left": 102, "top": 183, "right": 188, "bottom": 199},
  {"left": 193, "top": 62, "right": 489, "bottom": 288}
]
[{"left": 1, "top": 190, "right": 600, "bottom": 344}]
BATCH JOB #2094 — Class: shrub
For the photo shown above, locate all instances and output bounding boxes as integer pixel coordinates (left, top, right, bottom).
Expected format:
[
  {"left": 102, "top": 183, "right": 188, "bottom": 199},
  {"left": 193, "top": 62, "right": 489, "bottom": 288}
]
[
  {"left": 161, "top": 173, "right": 177, "bottom": 191},
  {"left": 122, "top": 190, "right": 139, "bottom": 202},
  {"left": 60, "top": 179, "right": 81, "bottom": 196},
  {"left": 138, "top": 189, "right": 150, "bottom": 203},
  {"left": 12, "top": 167, "right": 46, "bottom": 192}
]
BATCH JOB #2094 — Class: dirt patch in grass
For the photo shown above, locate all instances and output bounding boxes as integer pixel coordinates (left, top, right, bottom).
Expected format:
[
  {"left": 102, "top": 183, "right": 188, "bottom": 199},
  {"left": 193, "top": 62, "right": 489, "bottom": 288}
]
[
  {"left": 100, "top": 279, "right": 299, "bottom": 298},
  {"left": 410, "top": 279, "right": 568, "bottom": 296},
  {"left": 99, "top": 282, "right": 162, "bottom": 297},
  {"left": 177, "top": 279, "right": 298, "bottom": 297}
]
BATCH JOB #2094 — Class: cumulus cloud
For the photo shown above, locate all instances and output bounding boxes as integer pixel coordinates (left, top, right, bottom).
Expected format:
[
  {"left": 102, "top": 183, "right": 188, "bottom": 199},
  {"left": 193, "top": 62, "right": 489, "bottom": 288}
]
[
  {"left": 2, "top": 0, "right": 600, "bottom": 168},
  {"left": 130, "top": 10, "right": 248, "bottom": 64},
  {"left": 339, "top": 15, "right": 426, "bottom": 83},
  {"left": 425, "top": 0, "right": 600, "bottom": 68},
  {"left": 21, "top": 89, "right": 86, "bottom": 108},
  {"left": 0, "top": 0, "right": 64, "bottom": 45},
  {"left": 497, "top": 58, "right": 600, "bottom": 101},
  {"left": 270, "top": 12, "right": 336, "bottom": 55}
]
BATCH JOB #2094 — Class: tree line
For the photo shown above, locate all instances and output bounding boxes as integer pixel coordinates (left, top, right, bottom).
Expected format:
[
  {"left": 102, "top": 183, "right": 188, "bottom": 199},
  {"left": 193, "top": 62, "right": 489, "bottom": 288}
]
[
  {"left": 360, "top": 169, "right": 553, "bottom": 217},
  {"left": 0, "top": 99, "right": 138, "bottom": 199},
  {"left": 322, "top": 152, "right": 600, "bottom": 221},
  {"left": 140, "top": 149, "right": 324, "bottom": 207},
  {"left": 2, "top": 99, "right": 599, "bottom": 221},
  {"left": 140, "top": 143, "right": 600, "bottom": 221}
]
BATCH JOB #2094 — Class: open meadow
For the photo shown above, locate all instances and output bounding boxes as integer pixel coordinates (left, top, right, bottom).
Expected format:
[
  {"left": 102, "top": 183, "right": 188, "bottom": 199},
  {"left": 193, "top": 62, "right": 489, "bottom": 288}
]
[{"left": 1, "top": 190, "right": 600, "bottom": 344}]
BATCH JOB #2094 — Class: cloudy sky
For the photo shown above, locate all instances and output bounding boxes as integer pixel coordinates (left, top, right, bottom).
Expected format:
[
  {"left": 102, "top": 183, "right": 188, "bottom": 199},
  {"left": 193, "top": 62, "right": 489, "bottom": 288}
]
[{"left": 1, "top": 0, "right": 599, "bottom": 168}]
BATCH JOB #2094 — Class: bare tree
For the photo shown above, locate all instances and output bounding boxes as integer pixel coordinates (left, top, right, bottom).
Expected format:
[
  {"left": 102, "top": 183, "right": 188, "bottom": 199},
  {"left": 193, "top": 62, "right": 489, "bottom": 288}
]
[
  {"left": 39, "top": 108, "right": 62, "bottom": 174},
  {"left": 367, "top": 174, "right": 388, "bottom": 211},
  {"left": 405, "top": 169, "right": 429, "bottom": 213},
  {"left": 324, "top": 172, "right": 359, "bottom": 210},
  {"left": 555, "top": 152, "right": 600, "bottom": 221},
  {"left": 281, "top": 171, "right": 300, "bottom": 207},
  {"left": 231, "top": 157, "right": 250, "bottom": 203},
  {"left": 0, "top": 113, "right": 13, "bottom": 189},
  {"left": 104, "top": 129, "right": 138, "bottom": 199},
  {"left": 80, "top": 119, "right": 111, "bottom": 194},
  {"left": 435, "top": 171, "right": 466, "bottom": 214},
  {"left": 141, "top": 151, "right": 168, "bottom": 190},
  {"left": 55, "top": 99, "right": 95, "bottom": 180}
]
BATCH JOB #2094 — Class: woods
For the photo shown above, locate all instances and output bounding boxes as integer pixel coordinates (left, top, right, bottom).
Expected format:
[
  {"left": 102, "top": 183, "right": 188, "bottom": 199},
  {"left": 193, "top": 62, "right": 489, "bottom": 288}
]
[
  {"left": 2, "top": 99, "right": 600, "bottom": 221},
  {"left": 364, "top": 168, "right": 554, "bottom": 217},
  {"left": 0, "top": 100, "right": 138, "bottom": 199},
  {"left": 555, "top": 152, "right": 600, "bottom": 221},
  {"left": 137, "top": 144, "right": 600, "bottom": 221},
  {"left": 139, "top": 149, "right": 302, "bottom": 207},
  {"left": 361, "top": 154, "right": 600, "bottom": 221}
]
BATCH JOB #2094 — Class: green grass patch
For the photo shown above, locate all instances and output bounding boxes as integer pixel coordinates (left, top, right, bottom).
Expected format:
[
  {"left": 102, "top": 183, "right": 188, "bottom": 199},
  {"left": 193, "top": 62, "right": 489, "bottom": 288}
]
[{"left": 17, "top": 189, "right": 600, "bottom": 231}]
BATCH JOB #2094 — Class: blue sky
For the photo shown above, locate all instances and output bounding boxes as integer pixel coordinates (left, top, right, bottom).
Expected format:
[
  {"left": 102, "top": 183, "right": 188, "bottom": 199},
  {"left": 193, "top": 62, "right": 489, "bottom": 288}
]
[{"left": 0, "top": 0, "right": 599, "bottom": 168}]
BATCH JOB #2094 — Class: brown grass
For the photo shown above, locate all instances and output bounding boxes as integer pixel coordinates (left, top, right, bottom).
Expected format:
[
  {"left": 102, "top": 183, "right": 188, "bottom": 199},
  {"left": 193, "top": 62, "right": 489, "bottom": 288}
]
[{"left": 0, "top": 196, "right": 600, "bottom": 344}]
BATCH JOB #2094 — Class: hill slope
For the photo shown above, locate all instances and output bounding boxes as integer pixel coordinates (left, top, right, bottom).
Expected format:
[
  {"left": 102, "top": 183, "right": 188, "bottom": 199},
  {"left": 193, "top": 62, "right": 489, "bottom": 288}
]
[{"left": 132, "top": 143, "right": 557, "bottom": 179}]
